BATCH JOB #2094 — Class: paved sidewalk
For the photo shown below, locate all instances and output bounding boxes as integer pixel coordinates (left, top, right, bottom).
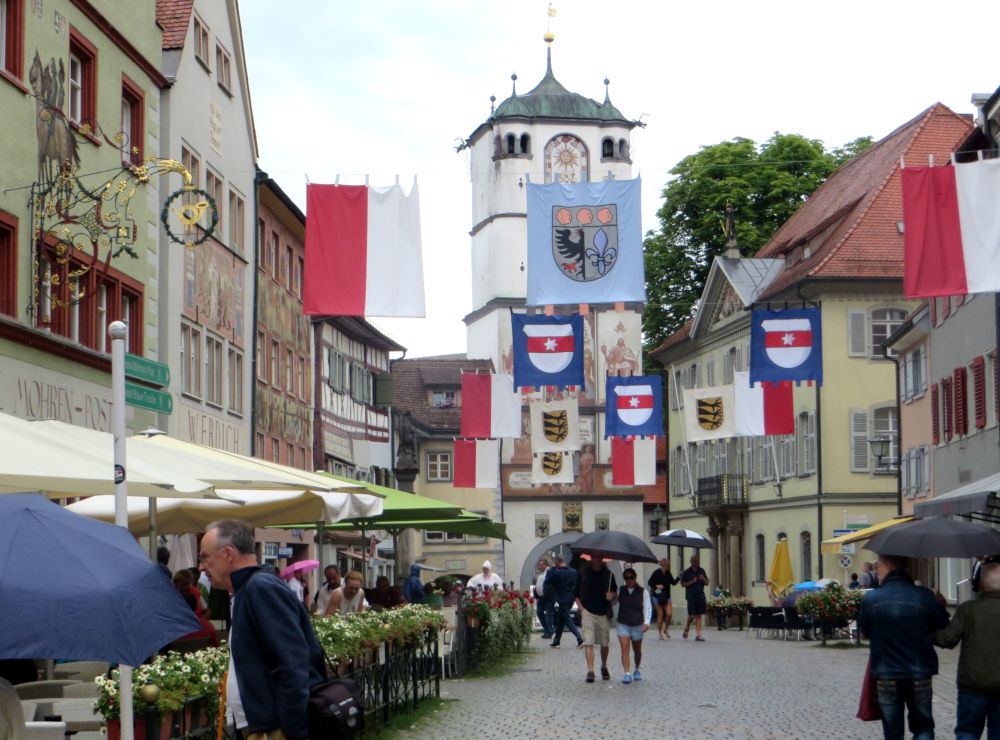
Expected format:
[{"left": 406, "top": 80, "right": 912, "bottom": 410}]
[{"left": 410, "top": 627, "right": 960, "bottom": 739}]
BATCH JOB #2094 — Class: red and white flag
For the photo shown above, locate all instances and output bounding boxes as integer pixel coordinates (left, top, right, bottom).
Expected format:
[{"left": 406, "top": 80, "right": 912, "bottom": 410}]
[
  {"left": 304, "top": 182, "right": 425, "bottom": 317},
  {"left": 611, "top": 437, "right": 656, "bottom": 486},
  {"left": 902, "top": 159, "right": 1000, "bottom": 298},
  {"left": 733, "top": 371, "right": 794, "bottom": 436},
  {"left": 460, "top": 374, "right": 521, "bottom": 438},
  {"left": 453, "top": 439, "right": 498, "bottom": 488}
]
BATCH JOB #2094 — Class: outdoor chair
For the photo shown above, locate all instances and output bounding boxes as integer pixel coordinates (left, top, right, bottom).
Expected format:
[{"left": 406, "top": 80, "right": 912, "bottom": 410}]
[
  {"left": 23, "top": 721, "right": 66, "bottom": 740},
  {"left": 52, "top": 661, "right": 109, "bottom": 682},
  {"left": 746, "top": 607, "right": 778, "bottom": 638},
  {"left": 439, "top": 607, "right": 459, "bottom": 678},
  {"left": 61, "top": 682, "right": 99, "bottom": 699},
  {"left": 781, "top": 607, "right": 810, "bottom": 640},
  {"left": 13, "top": 680, "right": 81, "bottom": 700}
]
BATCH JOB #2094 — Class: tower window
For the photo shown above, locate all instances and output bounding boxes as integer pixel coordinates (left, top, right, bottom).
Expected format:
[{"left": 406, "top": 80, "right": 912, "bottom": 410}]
[
  {"left": 618, "top": 139, "right": 629, "bottom": 159},
  {"left": 519, "top": 133, "right": 530, "bottom": 154},
  {"left": 505, "top": 133, "right": 516, "bottom": 154},
  {"left": 601, "top": 137, "right": 614, "bottom": 158}
]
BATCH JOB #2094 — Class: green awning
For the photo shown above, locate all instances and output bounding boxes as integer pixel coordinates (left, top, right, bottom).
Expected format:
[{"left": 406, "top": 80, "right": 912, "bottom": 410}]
[
  {"left": 317, "top": 473, "right": 464, "bottom": 522},
  {"left": 323, "top": 511, "right": 508, "bottom": 540}
]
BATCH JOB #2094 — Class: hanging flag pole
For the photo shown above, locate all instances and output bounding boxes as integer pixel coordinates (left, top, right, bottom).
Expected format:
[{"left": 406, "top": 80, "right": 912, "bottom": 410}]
[{"left": 669, "top": 364, "right": 696, "bottom": 498}]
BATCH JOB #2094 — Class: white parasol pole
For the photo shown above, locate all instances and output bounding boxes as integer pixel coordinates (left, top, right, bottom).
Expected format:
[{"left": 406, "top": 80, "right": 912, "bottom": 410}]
[{"left": 110, "top": 321, "right": 135, "bottom": 740}]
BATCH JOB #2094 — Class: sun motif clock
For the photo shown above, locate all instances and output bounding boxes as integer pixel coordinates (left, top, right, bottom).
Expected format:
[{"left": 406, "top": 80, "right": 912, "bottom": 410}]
[{"left": 545, "top": 134, "right": 589, "bottom": 184}]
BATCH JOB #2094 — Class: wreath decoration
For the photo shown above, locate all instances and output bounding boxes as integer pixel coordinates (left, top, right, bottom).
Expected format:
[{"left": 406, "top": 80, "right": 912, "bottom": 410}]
[{"left": 160, "top": 187, "right": 218, "bottom": 247}]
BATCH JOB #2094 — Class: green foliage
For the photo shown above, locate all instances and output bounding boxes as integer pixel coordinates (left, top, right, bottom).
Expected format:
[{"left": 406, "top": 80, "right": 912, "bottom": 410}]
[
  {"left": 464, "top": 590, "right": 534, "bottom": 667},
  {"left": 642, "top": 132, "right": 873, "bottom": 355},
  {"left": 795, "top": 583, "right": 864, "bottom": 621},
  {"left": 95, "top": 644, "right": 228, "bottom": 720},
  {"left": 706, "top": 593, "right": 753, "bottom": 613},
  {"left": 312, "top": 604, "right": 445, "bottom": 661}
]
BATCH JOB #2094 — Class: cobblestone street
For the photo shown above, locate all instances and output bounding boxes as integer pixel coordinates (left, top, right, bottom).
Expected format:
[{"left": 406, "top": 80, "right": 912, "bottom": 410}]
[{"left": 411, "top": 627, "right": 960, "bottom": 739}]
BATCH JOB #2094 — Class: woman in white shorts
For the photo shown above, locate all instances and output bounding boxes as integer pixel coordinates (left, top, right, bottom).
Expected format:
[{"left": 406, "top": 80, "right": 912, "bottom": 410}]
[{"left": 616, "top": 568, "right": 652, "bottom": 684}]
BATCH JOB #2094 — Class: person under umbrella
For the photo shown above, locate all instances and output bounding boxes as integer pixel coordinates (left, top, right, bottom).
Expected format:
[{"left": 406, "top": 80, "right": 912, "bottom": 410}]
[
  {"left": 617, "top": 568, "right": 652, "bottom": 684},
  {"left": 577, "top": 557, "right": 618, "bottom": 683},
  {"left": 680, "top": 555, "right": 710, "bottom": 641},
  {"left": 647, "top": 558, "right": 678, "bottom": 639}
]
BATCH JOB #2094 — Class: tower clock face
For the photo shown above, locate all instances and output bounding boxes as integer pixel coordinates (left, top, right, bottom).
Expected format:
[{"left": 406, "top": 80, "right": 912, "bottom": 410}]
[{"left": 545, "top": 135, "right": 589, "bottom": 183}]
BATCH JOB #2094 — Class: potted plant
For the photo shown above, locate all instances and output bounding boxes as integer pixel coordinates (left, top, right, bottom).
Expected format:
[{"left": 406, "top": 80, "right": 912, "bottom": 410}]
[
  {"left": 795, "top": 583, "right": 864, "bottom": 645},
  {"left": 462, "top": 594, "right": 492, "bottom": 628},
  {"left": 706, "top": 589, "right": 753, "bottom": 630}
]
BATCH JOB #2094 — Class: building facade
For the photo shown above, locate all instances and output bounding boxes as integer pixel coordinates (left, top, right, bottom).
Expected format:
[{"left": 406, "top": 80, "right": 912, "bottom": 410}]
[
  {"left": 651, "top": 104, "right": 972, "bottom": 607},
  {"left": 255, "top": 177, "right": 312, "bottom": 469},
  {"left": 156, "top": 0, "right": 256, "bottom": 452},
  {"left": 1, "top": 0, "right": 165, "bottom": 433}
]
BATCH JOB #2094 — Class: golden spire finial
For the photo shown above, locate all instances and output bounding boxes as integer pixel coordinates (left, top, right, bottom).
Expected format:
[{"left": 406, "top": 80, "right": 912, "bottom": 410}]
[{"left": 544, "top": 3, "right": 555, "bottom": 44}]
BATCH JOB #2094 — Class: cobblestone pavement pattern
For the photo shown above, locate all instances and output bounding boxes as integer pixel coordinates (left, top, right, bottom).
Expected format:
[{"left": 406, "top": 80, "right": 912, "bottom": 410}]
[{"left": 404, "top": 628, "right": 960, "bottom": 739}]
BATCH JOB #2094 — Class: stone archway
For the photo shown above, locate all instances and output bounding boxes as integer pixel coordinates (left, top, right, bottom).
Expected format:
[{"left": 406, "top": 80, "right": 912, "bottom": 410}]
[{"left": 518, "top": 531, "right": 624, "bottom": 590}]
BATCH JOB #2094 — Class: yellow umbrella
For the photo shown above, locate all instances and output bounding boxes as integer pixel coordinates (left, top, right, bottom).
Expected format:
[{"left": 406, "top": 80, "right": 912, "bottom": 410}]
[{"left": 766, "top": 538, "right": 794, "bottom": 599}]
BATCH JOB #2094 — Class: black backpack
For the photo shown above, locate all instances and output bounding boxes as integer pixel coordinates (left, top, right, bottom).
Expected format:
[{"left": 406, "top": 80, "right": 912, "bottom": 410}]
[{"left": 307, "top": 677, "right": 363, "bottom": 738}]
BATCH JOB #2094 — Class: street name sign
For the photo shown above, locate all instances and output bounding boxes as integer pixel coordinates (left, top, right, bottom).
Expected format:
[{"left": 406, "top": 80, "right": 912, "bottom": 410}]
[
  {"left": 125, "top": 381, "right": 173, "bottom": 414},
  {"left": 125, "top": 353, "right": 170, "bottom": 387}
]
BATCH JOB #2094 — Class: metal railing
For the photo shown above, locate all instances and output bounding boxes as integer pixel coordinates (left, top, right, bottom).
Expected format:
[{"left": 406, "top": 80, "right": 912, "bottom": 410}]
[{"left": 695, "top": 474, "right": 749, "bottom": 511}]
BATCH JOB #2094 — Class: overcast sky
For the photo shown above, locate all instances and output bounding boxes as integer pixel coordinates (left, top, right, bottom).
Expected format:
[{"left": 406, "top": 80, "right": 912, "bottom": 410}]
[{"left": 240, "top": 0, "right": 998, "bottom": 358}]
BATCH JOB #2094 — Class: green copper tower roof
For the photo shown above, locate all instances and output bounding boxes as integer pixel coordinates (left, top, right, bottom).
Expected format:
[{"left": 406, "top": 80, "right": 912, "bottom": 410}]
[{"left": 490, "top": 48, "right": 631, "bottom": 124}]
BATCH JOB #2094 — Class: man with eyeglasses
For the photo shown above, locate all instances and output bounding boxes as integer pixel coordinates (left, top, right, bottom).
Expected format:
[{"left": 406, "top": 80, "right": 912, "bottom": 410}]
[
  {"left": 200, "top": 519, "right": 325, "bottom": 740},
  {"left": 859, "top": 555, "right": 950, "bottom": 740}
]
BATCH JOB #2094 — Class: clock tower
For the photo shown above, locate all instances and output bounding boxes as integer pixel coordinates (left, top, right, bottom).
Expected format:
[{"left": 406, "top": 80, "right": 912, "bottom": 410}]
[{"left": 461, "top": 39, "right": 651, "bottom": 587}]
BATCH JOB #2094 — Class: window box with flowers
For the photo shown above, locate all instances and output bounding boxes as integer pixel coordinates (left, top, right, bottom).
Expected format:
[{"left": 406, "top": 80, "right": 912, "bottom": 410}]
[
  {"left": 794, "top": 584, "right": 864, "bottom": 645},
  {"left": 706, "top": 589, "right": 753, "bottom": 630}
]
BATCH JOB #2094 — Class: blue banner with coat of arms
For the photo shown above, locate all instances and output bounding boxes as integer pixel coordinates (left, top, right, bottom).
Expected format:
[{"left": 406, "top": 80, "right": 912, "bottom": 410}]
[
  {"left": 526, "top": 178, "right": 645, "bottom": 305},
  {"left": 512, "top": 313, "right": 585, "bottom": 390},
  {"left": 749, "top": 308, "right": 823, "bottom": 385}
]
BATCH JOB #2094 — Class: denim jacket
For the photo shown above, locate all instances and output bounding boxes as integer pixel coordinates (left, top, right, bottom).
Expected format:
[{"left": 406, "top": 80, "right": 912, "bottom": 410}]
[{"left": 859, "top": 571, "right": 950, "bottom": 680}]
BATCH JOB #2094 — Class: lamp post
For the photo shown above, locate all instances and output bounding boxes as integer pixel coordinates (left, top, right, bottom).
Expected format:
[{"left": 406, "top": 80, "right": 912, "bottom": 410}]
[
  {"left": 651, "top": 504, "right": 665, "bottom": 536},
  {"left": 868, "top": 438, "right": 894, "bottom": 469}
]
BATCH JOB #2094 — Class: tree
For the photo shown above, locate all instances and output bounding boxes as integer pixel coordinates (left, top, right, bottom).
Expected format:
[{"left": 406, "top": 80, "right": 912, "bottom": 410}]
[{"left": 642, "top": 133, "right": 873, "bottom": 354}]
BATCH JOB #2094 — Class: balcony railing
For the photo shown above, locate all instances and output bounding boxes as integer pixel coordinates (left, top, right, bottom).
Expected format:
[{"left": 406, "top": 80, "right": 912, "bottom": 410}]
[{"left": 695, "top": 474, "right": 749, "bottom": 511}]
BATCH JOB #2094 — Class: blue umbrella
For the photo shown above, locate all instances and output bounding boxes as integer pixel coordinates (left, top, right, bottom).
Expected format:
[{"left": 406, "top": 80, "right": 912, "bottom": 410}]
[
  {"left": 791, "top": 580, "right": 823, "bottom": 591},
  {"left": 0, "top": 494, "right": 200, "bottom": 665}
]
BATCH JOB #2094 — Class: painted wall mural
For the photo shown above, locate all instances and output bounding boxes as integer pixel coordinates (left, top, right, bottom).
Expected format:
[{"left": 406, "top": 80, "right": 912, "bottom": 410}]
[{"left": 184, "top": 240, "right": 246, "bottom": 346}]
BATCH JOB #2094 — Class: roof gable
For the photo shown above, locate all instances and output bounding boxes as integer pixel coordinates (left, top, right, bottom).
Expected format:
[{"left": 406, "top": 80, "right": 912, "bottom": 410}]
[
  {"left": 689, "top": 256, "right": 784, "bottom": 339},
  {"left": 756, "top": 103, "right": 972, "bottom": 299}
]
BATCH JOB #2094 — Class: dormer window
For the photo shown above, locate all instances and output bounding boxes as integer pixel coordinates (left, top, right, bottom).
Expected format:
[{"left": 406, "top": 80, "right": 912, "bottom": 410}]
[{"left": 432, "top": 390, "right": 457, "bottom": 408}]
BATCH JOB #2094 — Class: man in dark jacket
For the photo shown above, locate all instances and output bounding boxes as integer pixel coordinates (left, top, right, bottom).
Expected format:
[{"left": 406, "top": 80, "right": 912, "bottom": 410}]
[
  {"left": 543, "top": 555, "right": 584, "bottom": 649},
  {"left": 859, "top": 555, "right": 950, "bottom": 740},
  {"left": 935, "top": 562, "right": 1000, "bottom": 739},
  {"left": 200, "top": 519, "right": 326, "bottom": 740}
]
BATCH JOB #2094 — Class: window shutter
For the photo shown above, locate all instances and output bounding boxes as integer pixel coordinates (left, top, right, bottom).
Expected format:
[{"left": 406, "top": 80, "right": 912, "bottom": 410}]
[
  {"left": 954, "top": 367, "right": 968, "bottom": 436},
  {"left": 847, "top": 311, "right": 867, "bottom": 357},
  {"left": 736, "top": 345, "right": 744, "bottom": 373},
  {"left": 782, "top": 434, "right": 796, "bottom": 477},
  {"left": 374, "top": 373, "right": 393, "bottom": 407},
  {"left": 805, "top": 411, "right": 817, "bottom": 474},
  {"left": 921, "top": 446, "right": 931, "bottom": 492},
  {"left": 706, "top": 357, "right": 715, "bottom": 387},
  {"left": 972, "top": 357, "right": 986, "bottom": 429},
  {"left": 942, "top": 377, "right": 954, "bottom": 441},
  {"left": 850, "top": 409, "right": 870, "bottom": 472},
  {"left": 902, "top": 353, "right": 912, "bottom": 400},
  {"left": 900, "top": 449, "right": 910, "bottom": 497},
  {"left": 931, "top": 383, "right": 940, "bottom": 445}
]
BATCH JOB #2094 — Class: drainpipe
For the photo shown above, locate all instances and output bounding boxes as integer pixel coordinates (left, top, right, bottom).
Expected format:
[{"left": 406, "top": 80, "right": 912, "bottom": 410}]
[
  {"left": 250, "top": 167, "right": 269, "bottom": 456},
  {"left": 796, "top": 286, "right": 824, "bottom": 578},
  {"left": 882, "top": 342, "right": 903, "bottom": 516}
]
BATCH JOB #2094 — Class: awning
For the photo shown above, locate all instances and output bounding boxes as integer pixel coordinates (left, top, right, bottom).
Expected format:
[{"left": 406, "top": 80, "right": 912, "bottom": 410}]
[
  {"left": 821, "top": 516, "right": 916, "bottom": 554},
  {"left": 914, "top": 470, "right": 1000, "bottom": 520}
]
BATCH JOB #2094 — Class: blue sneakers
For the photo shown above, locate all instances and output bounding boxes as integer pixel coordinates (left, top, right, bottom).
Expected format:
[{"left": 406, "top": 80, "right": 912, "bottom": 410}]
[
  {"left": 633, "top": 669, "right": 642, "bottom": 681},
  {"left": 622, "top": 673, "right": 632, "bottom": 684}
]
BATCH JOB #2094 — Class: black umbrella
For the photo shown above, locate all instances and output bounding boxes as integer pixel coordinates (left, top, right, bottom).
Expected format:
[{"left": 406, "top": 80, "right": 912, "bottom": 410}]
[
  {"left": 569, "top": 530, "right": 658, "bottom": 563},
  {"left": 865, "top": 517, "right": 1000, "bottom": 558},
  {"left": 651, "top": 528, "right": 716, "bottom": 549}
]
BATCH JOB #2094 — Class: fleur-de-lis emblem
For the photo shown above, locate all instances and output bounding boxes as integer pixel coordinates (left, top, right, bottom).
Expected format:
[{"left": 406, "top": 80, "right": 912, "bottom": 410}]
[{"left": 585, "top": 228, "right": 617, "bottom": 275}]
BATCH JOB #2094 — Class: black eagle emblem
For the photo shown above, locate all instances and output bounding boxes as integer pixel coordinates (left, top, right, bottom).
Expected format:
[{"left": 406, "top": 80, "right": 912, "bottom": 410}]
[
  {"left": 542, "top": 452, "right": 564, "bottom": 476},
  {"left": 696, "top": 397, "right": 724, "bottom": 431},
  {"left": 554, "top": 228, "right": 585, "bottom": 271}
]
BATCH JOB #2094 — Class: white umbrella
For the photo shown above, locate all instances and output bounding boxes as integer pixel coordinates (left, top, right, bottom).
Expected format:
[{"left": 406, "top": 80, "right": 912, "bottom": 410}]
[
  {"left": 651, "top": 528, "right": 716, "bottom": 549},
  {"left": 67, "top": 488, "right": 384, "bottom": 535},
  {"left": 0, "top": 413, "right": 215, "bottom": 498}
]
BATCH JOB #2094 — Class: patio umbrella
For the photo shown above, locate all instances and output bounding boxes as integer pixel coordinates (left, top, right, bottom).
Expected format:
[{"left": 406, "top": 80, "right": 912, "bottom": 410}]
[
  {"left": 651, "top": 528, "right": 716, "bottom": 549},
  {"left": 0, "top": 493, "right": 200, "bottom": 665},
  {"left": 0, "top": 413, "right": 216, "bottom": 499},
  {"left": 319, "top": 511, "right": 509, "bottom": 540},
  {"left": 280, "top": 559, "right": 320, "bottom": 580},
  {"left": 790, "top": 580, "right": 823, "bottom": 592},
  {"left": 66, "top": 488, "right": 384, "bottom": 535},
  {"left": 569, "top": 530, "right": 658, "bottom": 563},
  {"left": 766, "top": 539, "right": 794, "bottom": 597},
  {"left": 865, "top": 517, "right": 1000, "bottom": 558}
]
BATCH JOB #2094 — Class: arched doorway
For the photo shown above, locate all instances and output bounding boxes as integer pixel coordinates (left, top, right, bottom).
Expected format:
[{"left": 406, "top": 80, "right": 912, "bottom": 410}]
[{"left": 518, "top": 531, "right": 623, "bottom": 590}]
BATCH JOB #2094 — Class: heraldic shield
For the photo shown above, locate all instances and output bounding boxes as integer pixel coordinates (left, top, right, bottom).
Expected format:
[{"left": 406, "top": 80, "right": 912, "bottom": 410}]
[
  {"left": 761, "top": 318, "right": 813, "bottom": 369},
  {"left": 551, "top": 204, "right": 619, "bottom": 282},
  {"left": 696, "top": 396, "right": 724, "bottom": 431},
  {"left": 543, "top": 410, "right": 569, "bottom": 444},
  {"left": 522, "top": 322, "right": 574, "bottom": 374}
]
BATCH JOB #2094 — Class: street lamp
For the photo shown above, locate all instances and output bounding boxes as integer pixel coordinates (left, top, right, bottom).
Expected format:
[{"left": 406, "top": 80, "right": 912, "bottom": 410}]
[
  {"left": 651, "top": 504, "right": 664, "bottom": 536},
  {"left": 868, "top": 438, "right": 894, "bottom": 468}
]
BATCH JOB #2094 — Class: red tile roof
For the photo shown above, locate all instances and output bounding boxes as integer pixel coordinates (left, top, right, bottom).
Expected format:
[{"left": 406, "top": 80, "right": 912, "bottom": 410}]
[
  {"left": 156, "top": 0, "right": 193, "bottom": 50},
  {"left": 756, "top": 103, "right": 972, "bottom": 299},
  {"left": 391, "top": 356, "right": 495, "bottom": 432},
  {"left": 649, "top": 317, "right": 693, "bottom": 358}
]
